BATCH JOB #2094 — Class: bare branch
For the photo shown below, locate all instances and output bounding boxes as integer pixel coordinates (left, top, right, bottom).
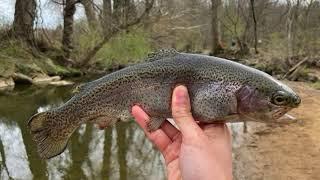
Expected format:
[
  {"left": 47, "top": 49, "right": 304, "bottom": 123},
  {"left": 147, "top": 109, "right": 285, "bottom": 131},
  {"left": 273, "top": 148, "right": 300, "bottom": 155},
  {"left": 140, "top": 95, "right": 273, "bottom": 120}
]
[
  {"left": 170, "top": 24, "right": 208, "bottom": 30},
  {"left": 80, "top": 0, "right": 155, "bottom": 67}
]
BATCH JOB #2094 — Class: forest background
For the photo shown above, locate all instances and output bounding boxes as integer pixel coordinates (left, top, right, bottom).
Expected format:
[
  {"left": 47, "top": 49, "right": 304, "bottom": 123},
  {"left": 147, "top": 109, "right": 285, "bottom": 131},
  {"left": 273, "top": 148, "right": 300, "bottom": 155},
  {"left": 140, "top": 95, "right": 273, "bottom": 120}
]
[{"left": 0, "top": 0, "right": 319, "bottom": 88}]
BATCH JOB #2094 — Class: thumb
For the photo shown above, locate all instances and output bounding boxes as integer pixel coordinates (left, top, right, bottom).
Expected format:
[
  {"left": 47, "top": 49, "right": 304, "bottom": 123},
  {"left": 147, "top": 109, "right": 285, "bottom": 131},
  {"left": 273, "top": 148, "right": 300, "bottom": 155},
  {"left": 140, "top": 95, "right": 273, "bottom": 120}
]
[{"left": 172, "top": 85, "right": 202, "bottom": 137}]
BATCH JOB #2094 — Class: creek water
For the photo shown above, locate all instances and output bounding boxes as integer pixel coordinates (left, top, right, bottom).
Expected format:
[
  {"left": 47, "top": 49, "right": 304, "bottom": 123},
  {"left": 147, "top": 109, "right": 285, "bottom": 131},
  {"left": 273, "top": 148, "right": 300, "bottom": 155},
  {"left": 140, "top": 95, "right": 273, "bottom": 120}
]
[
  {"left": 3, "top": 80, "right": 316, "bottom": 180},
  {"left": 0, "top": 83, "right": 168, "bottom": 180}
]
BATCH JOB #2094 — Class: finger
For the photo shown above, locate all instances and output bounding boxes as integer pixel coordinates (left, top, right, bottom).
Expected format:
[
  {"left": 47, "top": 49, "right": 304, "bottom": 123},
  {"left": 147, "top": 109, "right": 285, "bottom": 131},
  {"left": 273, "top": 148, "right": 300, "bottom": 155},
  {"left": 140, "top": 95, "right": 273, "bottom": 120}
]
[
  {"left": 171, "top": 85, "right": 202, "bottom": 137},
  {"left": 160, "top": 121, "right": 180, "bottom": 141},
  {"left": 131, "top": 106, "right": 172, "bottom": 153}
]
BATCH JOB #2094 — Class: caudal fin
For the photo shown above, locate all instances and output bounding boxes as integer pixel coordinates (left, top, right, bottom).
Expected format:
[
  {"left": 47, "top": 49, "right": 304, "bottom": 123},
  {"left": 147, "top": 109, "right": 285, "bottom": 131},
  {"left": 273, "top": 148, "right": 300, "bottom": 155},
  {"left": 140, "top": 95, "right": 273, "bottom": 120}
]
[{"left": 27, "top": 112, "right": 70, "bottom": 159}]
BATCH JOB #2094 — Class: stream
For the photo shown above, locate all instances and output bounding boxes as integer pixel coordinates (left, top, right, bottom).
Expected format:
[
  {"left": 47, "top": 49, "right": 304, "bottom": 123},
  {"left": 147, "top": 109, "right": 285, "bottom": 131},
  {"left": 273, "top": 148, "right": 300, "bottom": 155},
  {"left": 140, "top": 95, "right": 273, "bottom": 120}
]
[{"left": 0, "top": 81, "right": 319, "bottom": 180}]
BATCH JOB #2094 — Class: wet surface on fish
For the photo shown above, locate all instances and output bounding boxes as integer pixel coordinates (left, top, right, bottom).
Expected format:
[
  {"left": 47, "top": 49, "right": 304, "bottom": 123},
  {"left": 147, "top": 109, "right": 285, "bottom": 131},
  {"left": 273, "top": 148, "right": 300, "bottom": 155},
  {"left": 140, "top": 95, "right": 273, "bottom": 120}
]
[
  {"left": 27, "top": 51, "right": 300, "bottom": 159},
  {"left": 0, "top": 81, "right": 317, "bottom": 179}
]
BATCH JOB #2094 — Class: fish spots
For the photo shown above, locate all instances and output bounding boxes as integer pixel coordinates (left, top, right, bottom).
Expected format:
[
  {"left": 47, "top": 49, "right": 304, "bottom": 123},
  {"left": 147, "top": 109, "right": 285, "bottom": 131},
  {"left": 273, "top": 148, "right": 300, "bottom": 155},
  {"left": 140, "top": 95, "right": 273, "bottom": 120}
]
[{"left": 51, "top": 52, "right": 298, "bottom": 131}]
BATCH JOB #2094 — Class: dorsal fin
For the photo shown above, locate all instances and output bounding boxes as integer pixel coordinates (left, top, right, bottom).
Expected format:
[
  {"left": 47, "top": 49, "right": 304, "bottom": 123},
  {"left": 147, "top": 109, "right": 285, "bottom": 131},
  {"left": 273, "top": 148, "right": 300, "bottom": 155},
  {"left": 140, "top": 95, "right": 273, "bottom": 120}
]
[{"left": 145, "top": 49, "right": 179, "bottom": 62}]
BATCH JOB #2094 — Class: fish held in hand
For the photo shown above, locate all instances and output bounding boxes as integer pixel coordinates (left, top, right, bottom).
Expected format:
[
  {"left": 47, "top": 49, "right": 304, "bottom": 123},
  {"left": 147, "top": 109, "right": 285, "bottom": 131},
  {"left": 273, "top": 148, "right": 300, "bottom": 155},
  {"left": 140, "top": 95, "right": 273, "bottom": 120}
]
[{"left": 27, "top": 49, "right": 301, "bottom": 159}]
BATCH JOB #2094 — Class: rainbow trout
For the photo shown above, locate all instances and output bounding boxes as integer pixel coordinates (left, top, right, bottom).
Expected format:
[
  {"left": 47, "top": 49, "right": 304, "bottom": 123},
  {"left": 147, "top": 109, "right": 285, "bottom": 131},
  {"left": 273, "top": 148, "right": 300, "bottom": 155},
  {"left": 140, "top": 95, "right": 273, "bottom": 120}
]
[{"left": 28, "top": 49, "right": 301, "bottom": 159}]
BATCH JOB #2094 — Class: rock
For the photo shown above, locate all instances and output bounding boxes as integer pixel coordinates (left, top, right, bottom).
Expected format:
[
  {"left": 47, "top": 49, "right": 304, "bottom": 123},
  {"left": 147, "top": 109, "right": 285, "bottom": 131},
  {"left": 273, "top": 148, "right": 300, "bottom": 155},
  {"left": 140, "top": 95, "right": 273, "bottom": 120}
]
[
  {"left": 31, "top": 74, "right": 74, "bottom": 86},
  {"left": 32, "top": 75, "right": 61, "bottom": 84},
  {"left": 12, "top": 73, "right": 33, "bottom": 84},
  {"left": 0, "top": 77, "right": 14, "bottom": 90},
  {"left": 49, "top": 80, "right": 74, "bottom": 86}
]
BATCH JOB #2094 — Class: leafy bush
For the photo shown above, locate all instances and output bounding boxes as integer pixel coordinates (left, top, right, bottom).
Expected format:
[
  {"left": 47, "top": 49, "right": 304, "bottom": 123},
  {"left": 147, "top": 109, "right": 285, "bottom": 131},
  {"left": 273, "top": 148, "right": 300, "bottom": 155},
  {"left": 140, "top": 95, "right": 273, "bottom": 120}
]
[{"left": 95, "top": 29, "right": 152, "bottom": 66}]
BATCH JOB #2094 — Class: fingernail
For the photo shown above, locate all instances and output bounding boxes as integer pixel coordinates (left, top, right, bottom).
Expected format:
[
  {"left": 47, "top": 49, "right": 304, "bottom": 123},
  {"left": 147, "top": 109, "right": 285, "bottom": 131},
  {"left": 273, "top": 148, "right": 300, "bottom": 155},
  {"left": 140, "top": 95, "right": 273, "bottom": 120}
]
[{"left": 176, "top": 87, "right": 187, "bottom": 106}]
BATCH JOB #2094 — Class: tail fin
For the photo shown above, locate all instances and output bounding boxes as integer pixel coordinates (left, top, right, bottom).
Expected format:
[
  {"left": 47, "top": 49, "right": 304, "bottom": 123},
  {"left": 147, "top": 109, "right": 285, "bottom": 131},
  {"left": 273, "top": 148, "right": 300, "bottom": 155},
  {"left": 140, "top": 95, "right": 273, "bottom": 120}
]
[{"left": 27, "top": 112, "right": 71, "bottom": 159}]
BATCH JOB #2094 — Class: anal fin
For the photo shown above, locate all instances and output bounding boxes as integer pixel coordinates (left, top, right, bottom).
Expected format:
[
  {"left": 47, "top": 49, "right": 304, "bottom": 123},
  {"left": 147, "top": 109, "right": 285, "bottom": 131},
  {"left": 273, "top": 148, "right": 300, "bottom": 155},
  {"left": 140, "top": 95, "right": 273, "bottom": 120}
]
[{"left": 93, "top": 116, "right": 118, "bottom": 130}]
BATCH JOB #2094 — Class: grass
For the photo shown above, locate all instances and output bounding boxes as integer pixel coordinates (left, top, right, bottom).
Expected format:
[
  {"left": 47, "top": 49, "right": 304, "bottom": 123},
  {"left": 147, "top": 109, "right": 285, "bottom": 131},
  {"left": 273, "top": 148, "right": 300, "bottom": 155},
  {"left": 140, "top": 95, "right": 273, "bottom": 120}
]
[
  {"left": 95, "top": 30, "right": 152, "bottom": 67},
  {"left": 0, "top": 40, "right": 80, "bottom": 78},
  {"left": 73, "top": 28, "right": 152, "bottom": 67}
]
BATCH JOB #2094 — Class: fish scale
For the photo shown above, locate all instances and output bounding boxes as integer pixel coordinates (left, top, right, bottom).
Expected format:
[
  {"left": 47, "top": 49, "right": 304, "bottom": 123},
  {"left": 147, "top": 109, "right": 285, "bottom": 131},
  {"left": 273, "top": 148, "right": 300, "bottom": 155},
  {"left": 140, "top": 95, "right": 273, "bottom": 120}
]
[{"left": 27, "top": 50, "right": 301, "bottom": 159}]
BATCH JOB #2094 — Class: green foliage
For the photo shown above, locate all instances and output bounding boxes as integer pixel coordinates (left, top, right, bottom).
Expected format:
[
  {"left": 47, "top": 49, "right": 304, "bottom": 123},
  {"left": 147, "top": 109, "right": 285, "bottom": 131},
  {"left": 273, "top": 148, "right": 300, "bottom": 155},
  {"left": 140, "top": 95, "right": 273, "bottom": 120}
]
[
  {"left": 264, "top": 32, "right": 287, "bottom": 58},
  {"left": 73, "top": 28, "right": 152, "bottom": 67},
  {"left": 299, "top": 67, "right": 311, "bottom": 79},
  {"left": 311, "top": 81, "right": 320, "bottom": 90},
  {"left": 73, "top": 28, "right": 102, "bottom": 61},
  {"left": 0, "top": 40, "right": 33, "bottom": 59},
  {"left": 296, "top": 29, "right": 320, "bottom": 55},
  {"left": 174, "top": 30, "right": 204, "bottom": 52},
  {"left": 95, "top": 30, "right": 152, "bottom": 66}
]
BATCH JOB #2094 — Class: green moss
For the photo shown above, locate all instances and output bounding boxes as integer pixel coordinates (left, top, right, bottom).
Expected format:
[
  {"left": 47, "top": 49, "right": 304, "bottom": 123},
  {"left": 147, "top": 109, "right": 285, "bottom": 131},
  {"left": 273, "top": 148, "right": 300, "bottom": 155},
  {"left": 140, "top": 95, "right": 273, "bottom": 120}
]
[
  {"left": 15, "top": 63, "right": 43, "bottom": 76},
  {"left": 0, "top": 41, "right": 81, "bottom": 78},
  {"left": 34, "top": 57, "right": 81, "bottom": 77}
]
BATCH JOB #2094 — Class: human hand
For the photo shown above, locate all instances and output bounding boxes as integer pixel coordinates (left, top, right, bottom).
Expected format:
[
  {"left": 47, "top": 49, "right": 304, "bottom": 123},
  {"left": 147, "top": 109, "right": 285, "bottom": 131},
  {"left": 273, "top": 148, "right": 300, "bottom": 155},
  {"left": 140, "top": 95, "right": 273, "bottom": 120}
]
[{"left": 131, "top": 85, "right": 233, "bottom": 180}]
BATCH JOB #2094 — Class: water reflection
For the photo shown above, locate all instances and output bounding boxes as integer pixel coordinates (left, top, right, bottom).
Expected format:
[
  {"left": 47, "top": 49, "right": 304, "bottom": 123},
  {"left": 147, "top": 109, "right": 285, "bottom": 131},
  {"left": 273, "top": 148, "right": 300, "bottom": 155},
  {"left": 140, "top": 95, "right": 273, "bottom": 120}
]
[
  {"left": 0, "top": 85, "right": 166, "bottom": 179},
  {"left": 0, "top": 84, "right": 248, "bottom": 180},
  {"left": 82, "top": 126, "right": 105, "bottom": 180},
  {"left": 0, "top": 119, "right": 33, "bottom": 179},
  {"left": 47, "top": 149, "right": 72, "bottom": 180}
]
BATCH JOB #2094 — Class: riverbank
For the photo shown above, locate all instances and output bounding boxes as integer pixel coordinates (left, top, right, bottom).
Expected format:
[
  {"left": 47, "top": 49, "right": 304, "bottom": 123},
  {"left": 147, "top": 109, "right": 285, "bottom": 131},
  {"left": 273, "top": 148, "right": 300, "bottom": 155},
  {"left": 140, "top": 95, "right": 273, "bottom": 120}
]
[
  {"left": 0, "top": 37, "right": 143, "bottom": 90},
  {"left": 0, "top": 47, "right": 82, "bottom": 90},
  {"left": 1, "top": 46, "right": 320, "bottom": 91},
  {"left": 232, "top": 81, "right": 320, "bottom": 180}
]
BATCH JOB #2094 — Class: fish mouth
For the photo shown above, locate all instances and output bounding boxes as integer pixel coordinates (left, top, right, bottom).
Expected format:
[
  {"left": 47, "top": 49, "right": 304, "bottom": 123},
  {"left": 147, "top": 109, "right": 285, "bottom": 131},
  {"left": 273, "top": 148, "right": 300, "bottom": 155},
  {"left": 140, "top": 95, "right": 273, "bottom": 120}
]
[
  {"left": 240, "top": 105, "right": 295, "bottom": 124},
  {"left": 270, "top": 106, "right": 299, "bottom": 124},
  {"left": 272, "top": 106, "right": 292, "bottom": 120}
]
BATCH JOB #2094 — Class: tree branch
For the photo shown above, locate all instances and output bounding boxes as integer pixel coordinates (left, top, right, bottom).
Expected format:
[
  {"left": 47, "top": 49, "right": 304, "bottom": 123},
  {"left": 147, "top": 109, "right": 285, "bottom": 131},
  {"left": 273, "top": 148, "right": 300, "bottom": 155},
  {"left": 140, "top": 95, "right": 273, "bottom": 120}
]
[{"left": 79, "top": 0, "right": 154, "bottom": 67}]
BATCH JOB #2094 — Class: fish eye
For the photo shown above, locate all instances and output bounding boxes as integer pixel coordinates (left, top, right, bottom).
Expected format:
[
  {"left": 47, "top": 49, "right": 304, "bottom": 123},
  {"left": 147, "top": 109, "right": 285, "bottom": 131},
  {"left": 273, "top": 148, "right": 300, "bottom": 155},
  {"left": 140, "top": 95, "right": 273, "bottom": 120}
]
[
  {"left": 275, "top": 96, "right": 285, "bottom": 103},
  {"left": 272, "top": 91, "right": 288, "bottom": 105}
]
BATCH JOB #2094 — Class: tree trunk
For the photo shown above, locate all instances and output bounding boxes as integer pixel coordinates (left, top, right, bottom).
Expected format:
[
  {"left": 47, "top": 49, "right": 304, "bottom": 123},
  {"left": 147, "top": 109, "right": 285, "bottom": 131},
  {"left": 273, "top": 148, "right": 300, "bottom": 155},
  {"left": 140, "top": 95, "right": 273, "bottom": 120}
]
[
  {"left": 81, "top": 0, "right": 99, "bottom": 31},
  {"left": 125, "top": 0, "right": 137, "bottom": 24},
  {"left": 12, "top": 0, "right": 37, "bottom": 45},
  {"left": 211, "top": 0, "right": 223, "bottom": 55},
  {"left": 238, "top": 0, "right": 250, "bottom": 56},
  {"left": 287, "top": 11, "right": 293, "bottom": 60},
  {"left": 250, "top": 0, "right": 258, "bottom": 54},
  {"left": 286, "top": 0, "right": 300, "bottom": 62},
  {"left": 101, "top": 128, "right": 113, "bottom": 177},
  {"left": 62, "top": 0, "right": 77, "bottom": 60},
  {"left": 113, "top": 0, "right": 136, "bottom": 26},
  {"left": 113, "top": 0, "right": 123, "bottom": 24},
  {"left": 102, "top": 0, "right": 112, "bottom": 35}
]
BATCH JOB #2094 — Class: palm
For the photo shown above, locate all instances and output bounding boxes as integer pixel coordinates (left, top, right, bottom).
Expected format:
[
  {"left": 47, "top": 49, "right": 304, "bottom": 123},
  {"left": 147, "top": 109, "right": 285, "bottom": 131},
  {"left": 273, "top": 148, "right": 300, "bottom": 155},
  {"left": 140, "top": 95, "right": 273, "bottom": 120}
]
[
  {"left": 132, "top": 106, "right": 232, "bottom": 180},
  {"left": 131, "top": 86, "right": 232, "bottom": 180}
]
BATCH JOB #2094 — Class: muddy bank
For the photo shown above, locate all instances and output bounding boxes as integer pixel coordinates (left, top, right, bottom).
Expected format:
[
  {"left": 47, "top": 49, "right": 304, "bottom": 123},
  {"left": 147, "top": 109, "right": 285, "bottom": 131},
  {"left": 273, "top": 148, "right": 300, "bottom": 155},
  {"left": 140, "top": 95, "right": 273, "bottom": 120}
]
[{"left": 232, "top": 81, "right": 320, "bottom": 180}]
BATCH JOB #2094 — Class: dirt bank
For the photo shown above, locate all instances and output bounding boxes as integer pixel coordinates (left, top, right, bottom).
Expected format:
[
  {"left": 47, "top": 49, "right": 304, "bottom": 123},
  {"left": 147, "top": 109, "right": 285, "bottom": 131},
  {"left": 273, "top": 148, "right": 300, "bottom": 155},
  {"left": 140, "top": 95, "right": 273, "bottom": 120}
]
[{"left": 232, "top": 81, "right": 320, "bottom": 180}]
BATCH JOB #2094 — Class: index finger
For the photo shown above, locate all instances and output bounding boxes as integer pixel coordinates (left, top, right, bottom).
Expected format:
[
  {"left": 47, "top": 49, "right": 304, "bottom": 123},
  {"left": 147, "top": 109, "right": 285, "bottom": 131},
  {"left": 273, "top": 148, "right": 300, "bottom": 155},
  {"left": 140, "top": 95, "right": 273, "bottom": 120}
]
[{"left": 131, "top": 106, "right": 172, "bottom": 153}]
